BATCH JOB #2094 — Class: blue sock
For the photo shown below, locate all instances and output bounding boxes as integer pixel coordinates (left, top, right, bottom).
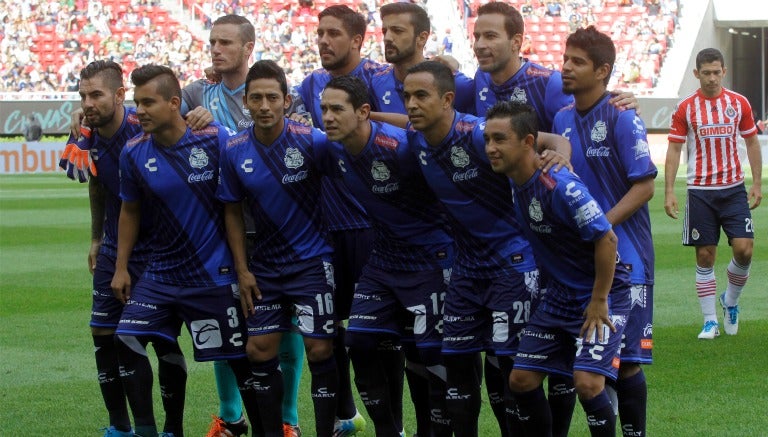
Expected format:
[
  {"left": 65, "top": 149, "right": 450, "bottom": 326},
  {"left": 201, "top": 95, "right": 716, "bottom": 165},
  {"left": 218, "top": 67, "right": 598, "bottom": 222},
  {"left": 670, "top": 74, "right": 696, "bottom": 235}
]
[
  {"left": 308, "top": 356, "right": 339, "bottom": 437},
  {"left": 548, "top": 374, "right": 577, "bottom": 437},
  {"left": 580, "top": 389, "right": 616, "bottom": 437},
  {"left": 617, "top": 370, "right": 647, "bottom": 437},
  {"left": 512, "top": 385, "right": 552, "bottom": 436},
  {"left": 279, "top": 329, "right": 304, "bottom": 426},
  {"left": 214, "top": 360, "right": 243, "bottom": 422}
]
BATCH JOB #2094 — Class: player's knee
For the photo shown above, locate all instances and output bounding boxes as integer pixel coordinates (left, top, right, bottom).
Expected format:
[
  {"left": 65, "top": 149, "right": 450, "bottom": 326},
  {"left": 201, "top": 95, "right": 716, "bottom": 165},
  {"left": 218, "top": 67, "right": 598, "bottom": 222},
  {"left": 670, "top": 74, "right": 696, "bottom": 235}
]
[
  {"left": 508, "top": 369, "right": 541, "bottom": 393},
  {"left": 573, "top": 371, "right": 605, "bottom": 399},
  {"left": 346, "top": 330, "right": 388, "bottom": 352},
  {"left": 732, "top": 240, "right": 753, "bottom": 264},
  {"left": 304, "top": 337, "right": 334, "bottom": 362},
  {"left": 695, "top": 246, "right": 716, "bottom": 267},
  {"left": 618, "top": 362, "right": 641, "bottom": 380},
  {"left": 246, "top": 335, "right": 279, "bottom": 362},
  {"left": 91, "top": 326, "right": 116, "bottom": 336}
]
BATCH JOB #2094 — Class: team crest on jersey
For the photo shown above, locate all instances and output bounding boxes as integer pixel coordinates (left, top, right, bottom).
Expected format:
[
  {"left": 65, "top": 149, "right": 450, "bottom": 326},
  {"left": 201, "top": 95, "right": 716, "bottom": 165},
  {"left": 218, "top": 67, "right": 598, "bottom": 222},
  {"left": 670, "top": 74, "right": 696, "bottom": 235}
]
[
  {"left": 591, "top": 120, "right": 608, "bottom": 142},
  {"left": 450, "top": 146, "right": 470, "bottom": 168},
  {"left": 371, "top": 160, "right": 390, "bottom": 181},
  {"left": 724, "top": 104, "right": 737, "bottom": 119},
  {"left": 188, "top": 147, "right": 209, "bottom": 169},
  {"left": 509, "top": 87, "right": 528, "bottom": 103},
  {"left": 284, "top": 147, "right": 304, "bottom": 169},
  {"left": 634, "top": 139, "right": 650, "bottom": 159},
  {"left": 529, "top": 197, "right": 543, "bottom": 222},
  {"left": 691, "top": 228, "right": 700, "bottom": 240}
]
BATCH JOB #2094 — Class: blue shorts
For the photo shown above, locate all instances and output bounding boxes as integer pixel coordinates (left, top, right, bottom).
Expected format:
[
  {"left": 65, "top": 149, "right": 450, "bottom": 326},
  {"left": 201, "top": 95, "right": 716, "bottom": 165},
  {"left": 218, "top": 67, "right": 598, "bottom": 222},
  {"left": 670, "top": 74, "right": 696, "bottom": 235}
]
[
  {"left": 116, "top": 279, "right": 246, "bottom": 362},
  {"left": 514, "top": 289, "right": 630, "bottom": 381},
  {"left": 331, "top": 229, "right": 374, "bottom": 320},
  {"left": 442, "top": 270, "right": 537, "bottom": 356},
  {"left": 248, "top": 257, "right": 336, "bottom": 339},
  {"left": 683, "top": 185, "right": 754, "bottom": 246},
  {"left": 621, "top": 284, "right": 653, "bottom": 364},
  {"left": 347, "top": 264, "right": 448, "bottom": 349},
  {"left": 91, "top": 252, "right": 145, "bottom": 329}
]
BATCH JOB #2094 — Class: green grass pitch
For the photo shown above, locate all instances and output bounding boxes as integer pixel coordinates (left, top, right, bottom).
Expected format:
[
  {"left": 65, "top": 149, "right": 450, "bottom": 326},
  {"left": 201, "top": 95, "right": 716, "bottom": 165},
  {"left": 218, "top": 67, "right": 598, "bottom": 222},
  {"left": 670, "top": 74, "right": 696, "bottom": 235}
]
[{"left": 1, "top": 172, "right": 766, "bottom": 436}]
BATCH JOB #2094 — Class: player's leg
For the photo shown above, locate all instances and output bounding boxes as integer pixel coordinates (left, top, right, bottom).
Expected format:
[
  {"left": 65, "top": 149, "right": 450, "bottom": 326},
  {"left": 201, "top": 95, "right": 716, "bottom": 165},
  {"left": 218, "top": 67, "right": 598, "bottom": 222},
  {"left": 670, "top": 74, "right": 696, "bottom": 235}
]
[
  {"left": 153, "top": 339, "right": 187, "bottom": 437},
  {"left": 574, "top": 371, "right": 616, "bottom": 437},
  {"left": 483, "top": 352, "right": 509, "bottom": 436},
  {"left": 719, "top": 186, "right": 755, "bottom": 335},
  {"left": 279, "top": 323, "right": 305, "bottom": 433},
  {"left": 304, "top": 336, "right": 338, "bottom": 437},
  {"left": 548, "top": 373, "right": 577, "bottom": 437},
  {"left": 509, "top": 368, "right": 550, "bottom": 436}
]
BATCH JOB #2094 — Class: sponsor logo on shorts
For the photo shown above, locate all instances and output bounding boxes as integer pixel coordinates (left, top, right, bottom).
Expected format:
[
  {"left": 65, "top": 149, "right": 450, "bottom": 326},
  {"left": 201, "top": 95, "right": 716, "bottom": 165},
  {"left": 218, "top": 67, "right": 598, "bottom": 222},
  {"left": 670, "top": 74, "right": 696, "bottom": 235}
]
[
  {"left": 641, "top": 339, "right": 653, "bottom": 350},
  {"left": 190, "top": 319, "right": 223, "bottom": 349}
]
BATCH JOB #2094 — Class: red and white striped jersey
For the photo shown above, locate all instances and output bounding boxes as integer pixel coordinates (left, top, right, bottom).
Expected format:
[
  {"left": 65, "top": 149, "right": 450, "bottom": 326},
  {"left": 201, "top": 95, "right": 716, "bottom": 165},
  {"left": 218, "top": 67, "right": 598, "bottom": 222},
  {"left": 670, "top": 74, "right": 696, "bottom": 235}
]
[{"left": 668, "top": 88, "right": 757, "bottom": 189}]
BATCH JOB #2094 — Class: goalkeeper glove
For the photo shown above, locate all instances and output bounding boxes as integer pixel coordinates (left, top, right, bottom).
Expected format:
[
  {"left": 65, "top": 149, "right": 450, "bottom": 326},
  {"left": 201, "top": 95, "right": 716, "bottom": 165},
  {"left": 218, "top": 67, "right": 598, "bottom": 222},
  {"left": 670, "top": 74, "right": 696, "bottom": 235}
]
[{"left": 59, "top": 126, "right": 96, "bottom": 182}]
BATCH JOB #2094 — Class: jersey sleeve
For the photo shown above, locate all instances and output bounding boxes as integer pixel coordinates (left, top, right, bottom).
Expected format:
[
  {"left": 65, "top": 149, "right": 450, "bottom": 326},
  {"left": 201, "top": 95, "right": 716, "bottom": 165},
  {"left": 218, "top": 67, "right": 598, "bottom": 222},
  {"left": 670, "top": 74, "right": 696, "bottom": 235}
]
[
  {"left": 737, "top": 95, "right": 758, "bottom": 138},
  {"left": 310, "top": 129, "right": 336, "bottom": 176},
  {"left": 667, "top": 101, "right": 689, "bottom": 143},
  {"left": 614, "top": 111, "right": 658, "bottom": 182},
  {"left": 215, "top": 141, "right": 245, "bottom": 203},
  {"left": 552, "top": 172, "right": 612, "bottom": 243},
  {"left": 180, "top": 80, "right": 203, "bottom": 116},
  {"left": 118, "top": 146, "right": 141, "bottom": 203},
  {"left": 453, "top": 72, "right": 476, "bottom": 114}
]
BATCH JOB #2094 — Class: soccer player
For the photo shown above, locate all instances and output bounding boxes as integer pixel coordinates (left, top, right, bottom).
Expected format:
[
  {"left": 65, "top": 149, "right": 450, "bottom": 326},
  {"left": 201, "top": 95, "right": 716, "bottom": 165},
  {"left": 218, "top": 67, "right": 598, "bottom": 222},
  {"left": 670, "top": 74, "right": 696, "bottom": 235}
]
[
  {"left": 217, "top": 60, "right": 339, "bottom": 437},
  {"left": 553, "top": 26, "right": 657, "bottom": 437},
  {"left": 111, "top": 64, "right": 261, "bottom": 437},
  {"left": 484, "top": 100, "right": 630, "bottom": 437},
  {"left": 664, "top": 47, "right": 762, "bottom": 339},
  {"left": 403, "top": 61, "right": 568, "bottom": 437},
  {"left": 320, "top": 75, "right": 453, "bottom": 437},
  {"left": 58, "top": 59, "right": 188, "bottom": 437}
]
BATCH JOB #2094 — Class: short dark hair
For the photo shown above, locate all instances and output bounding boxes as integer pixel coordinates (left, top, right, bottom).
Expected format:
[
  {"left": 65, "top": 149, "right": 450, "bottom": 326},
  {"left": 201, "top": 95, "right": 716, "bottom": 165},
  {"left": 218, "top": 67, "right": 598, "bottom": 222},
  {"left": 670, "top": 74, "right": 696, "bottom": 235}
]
[
  {"left": 485, "top": 101, "right": 539, "bottom": 142},
  {"left": 79, "top": 60, "right": 123, "bottom": 90},
  {"left": 244, "top": 60, "right": 287, "bottom": 96},
  {"left": 477, "top": 1, "right": 525, "bottom": 38},
  {"left": 565, "top": 25, "right": 616, "bottom": 86},
  {"left": 379, "top": 2, "right": 431, "bottom": 36},
  {"left": 213, "top": 14, "right": 256, "bottom": 43},
  {"left": 695, "top": 48, "right": 724, "bottom": 70},
  {"left": 130, "top": 64, "right": 181, "bottom": 100},
  {"left": 406, "top": 61, "right": 455, "bottom": 96},
  {"left": 318, "top": 5, "right": 367, "bottom": 39},
  {"left": 324, "top": 75, "right": 369, "bottom": 110}
]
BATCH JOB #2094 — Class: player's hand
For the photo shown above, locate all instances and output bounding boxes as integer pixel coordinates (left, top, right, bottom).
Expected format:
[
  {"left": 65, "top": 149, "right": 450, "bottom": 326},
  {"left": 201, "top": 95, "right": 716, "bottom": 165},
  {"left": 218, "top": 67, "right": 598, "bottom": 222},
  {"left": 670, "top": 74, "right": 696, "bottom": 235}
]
[
  {"left": 539, "top": 149, "right": 572, "bottom": 173},
  {"left": 608, "top": 90, "right": 640, "bottom": 114},
  {"left": 111, "top": 269, "right": 132, "bottom": 304},
  {"left": 59, "top": 127, "right": 96, "bottom": 182},
  {"left": 238, "top": 271, "right": 262, "bottom": 317},
  {"left": 664, "top": 193, "right": 679, "bottom": 219},
  {"left": 748, "top": 185, "right": 762, "bottom": 209},
  {"left": 69, "top": 108, "right": 85, "bottom": 137},
  {"left": 184, "top": 106, "right": 214, "bottom": 130},
  {"left": 432, "top": 54, "right": 460, "bottom": 73},
  {"left": 204, "top": 66, "right": 222, "bottom": 83},
  {"left": 88, "top": 240, "right": 101, "bottom": 275},
  {"left": 580, "top": 298, "right": 615, "bottom": 343},
  {"left": 288, "top": 112, "right": 312, "bottom": 126}
]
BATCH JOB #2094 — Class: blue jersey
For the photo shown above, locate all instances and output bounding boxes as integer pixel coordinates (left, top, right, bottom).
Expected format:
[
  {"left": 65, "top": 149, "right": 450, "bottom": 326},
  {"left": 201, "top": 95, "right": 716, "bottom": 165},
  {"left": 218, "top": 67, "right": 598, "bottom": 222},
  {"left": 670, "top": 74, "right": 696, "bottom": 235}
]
[
  {"left": 553, "top": 95, "right": 657, "bottom": 285},
  {"left": 408, "top": 111, "right": 535, "bottom": 278},
  {"left": 369, "top": 65, "right": 475, "bottom": 114},
  {"left": 217, "top": 120, "right": 333, "bottom": 264},
  {"left": 294, "top": 59, "right": 383, "bottom": 231},
  {"left": 474, "top": 61, "right": 572, "bottom": 131},
  {"left": 322, "top": 121, "right": 453, "bottom": 271},
  {"left": 512, "top": 168, "right": 629, "bottom": 317},
  {"left": 90, "top": 107, "right": 152, "bottom": 262},
  {"left": 181, "top": 79, "right": 253, "bottom": 132},
  {"left": 119, "top": 123, "right": 235, "bottom": 287}
]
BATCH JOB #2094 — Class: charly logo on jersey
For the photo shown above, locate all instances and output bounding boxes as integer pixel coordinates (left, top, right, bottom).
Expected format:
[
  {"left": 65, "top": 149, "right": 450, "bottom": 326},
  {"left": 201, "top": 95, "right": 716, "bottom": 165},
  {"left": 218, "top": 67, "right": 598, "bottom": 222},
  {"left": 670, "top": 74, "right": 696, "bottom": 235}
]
[
  {"left": 724, "top": 104, "right": 737, "bottom": 119},
  {"left": 450, "top": 146, "right": 470, "bottom": 168},
  {"left": 509, "top": 87, "right": 527, "bottom": 103},
  {"left": 241, "top": 158, "right": 253, "bottom": 173},
  {"left": 633, "top": 139, "right": 650, "bottom": 159},
  {"left": 478, "top": 87, "right": 489, "bottom": 101},
  {"left": 371, "top": 160, "right": 390, "bottom": 181},
  {"left": 590, "top": 120, "right": 608, "bottom": 142},
  {"left": 284, "top": 147, "right": 304, "bottom": 169},
  {"left": 529, "top": 197, "right": 543, "bottom": 222},
  {"left": 145, "top": 158, "right": 158, "bottom": 172},
  {"left": 188, "top": 147, "right": 209, "bottom": 169},
  {"left": 382, "top": 90, "right": 391, "bottom": 105},
  {"left": 565, "top": 181, "right": 585, "bottom": 205}
]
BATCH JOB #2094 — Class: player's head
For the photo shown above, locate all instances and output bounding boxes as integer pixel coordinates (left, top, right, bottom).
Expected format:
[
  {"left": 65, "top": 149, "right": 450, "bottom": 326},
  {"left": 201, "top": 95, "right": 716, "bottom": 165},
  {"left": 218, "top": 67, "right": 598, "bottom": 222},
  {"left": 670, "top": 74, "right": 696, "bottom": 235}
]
[
  {"left": 473, "top": 2, "right": 524, "bottom": 74},
  {"left": 484, "top": 101, "right": 539, "bottom": 176},
  {"left": 210, "top": 14, "right": 256, "bottom": 75},
  {"left": 317, "top": 5, "right": 367, "bottom": 72},
  {"left": 562, "top": 25, "right": 615, "bottom": 93},
  {"left": 321, "top": 75, "right": 371, "bottom": 143},
  {"left": 131, "top": 64, "right": 183, "bottom": 133},
  {"left": 380, "top": 2, "right": 430, "bottom": 64},
  {"left": 78, "top": 60, "right": 125, "bottom": 128},
  {"left": 403, "top": 61, "right": 455, "bottom": 133},
  {"left": 694, "top": 48, "right": 726, "bottom": 97},
  {"left": 243, "top": 60, "right": 291, "bottom": 133}
]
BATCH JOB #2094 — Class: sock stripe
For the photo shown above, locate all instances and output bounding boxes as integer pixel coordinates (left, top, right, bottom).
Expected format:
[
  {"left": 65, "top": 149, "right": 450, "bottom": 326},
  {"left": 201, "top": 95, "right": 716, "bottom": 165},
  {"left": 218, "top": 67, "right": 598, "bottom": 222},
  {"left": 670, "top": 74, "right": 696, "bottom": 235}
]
[{"left": 726, "top": 271, "right": 748, "bottom": 286}]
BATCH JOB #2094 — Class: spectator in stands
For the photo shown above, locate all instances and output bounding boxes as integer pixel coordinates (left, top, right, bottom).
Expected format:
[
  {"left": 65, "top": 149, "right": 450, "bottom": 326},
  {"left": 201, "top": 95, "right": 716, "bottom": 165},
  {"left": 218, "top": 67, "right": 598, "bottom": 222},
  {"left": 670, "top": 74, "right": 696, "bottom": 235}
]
[
  {"left": 546, "top": 1, "right": 563, "bottom": 17},
  {"left": 521, "top": 0, "right": 534, "bottom": 17}
]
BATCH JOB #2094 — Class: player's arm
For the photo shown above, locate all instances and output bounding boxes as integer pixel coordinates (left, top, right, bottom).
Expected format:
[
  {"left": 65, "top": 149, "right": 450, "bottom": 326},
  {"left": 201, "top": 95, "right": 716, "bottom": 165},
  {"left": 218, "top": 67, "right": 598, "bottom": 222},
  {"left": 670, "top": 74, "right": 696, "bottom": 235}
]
[
  {"left": 111, "top": 200, "right": 140, "bottom": 304},
  {"left": 184, "top": 106, "right": 215, "bottom": 130},
  {"left": 537, "top": 131, "right": 572, "bottom": 173},
  {"left": 69, "top": 108, "right": 85, "bottom": 137},
  {"left": 88, "top": 178, "right": 106, "bottom": 274},
  {"left": 664, "top": 141, "right": 684, "bottom": 219},
  {"left": 223, "top": 202, "right": 261, "bottom": 316},
  {"left": 370, "top": 111, "right": 409, "bottom": 128},
  {"left": 605, "top": 175, "right": 655, "bottom": 226},
  {"left": 581, "top": 229, "right": 619, "bottom": 343},
  {"left": 607, "top": 89, "right": 640, "bottom": 113},
  {"left": 744, "top": 134, "right": 763, "bottom": 209}
]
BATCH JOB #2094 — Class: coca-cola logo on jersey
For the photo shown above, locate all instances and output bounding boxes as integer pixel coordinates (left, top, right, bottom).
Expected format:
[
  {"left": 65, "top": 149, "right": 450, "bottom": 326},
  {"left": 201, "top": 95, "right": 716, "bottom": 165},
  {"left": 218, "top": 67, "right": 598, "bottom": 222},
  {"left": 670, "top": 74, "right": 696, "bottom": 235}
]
[
  {"left": 698, "top": 124, "right": 734, "bottom": 138},
  {"left": 188, "top": 170, "right": 214, "bottom": 183}
]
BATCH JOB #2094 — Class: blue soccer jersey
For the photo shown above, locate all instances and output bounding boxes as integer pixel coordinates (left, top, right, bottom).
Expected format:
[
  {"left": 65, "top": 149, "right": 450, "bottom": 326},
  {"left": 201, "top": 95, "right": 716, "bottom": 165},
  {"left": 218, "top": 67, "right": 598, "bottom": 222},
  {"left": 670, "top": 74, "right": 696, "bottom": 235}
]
[
  {"left": 512, "top": 168, "right": 630, "bottom": 317},
  {"left": 553, "top": 95, "right": 657, "bottom": 285},
  {"left": 90, "top": 107, "right": 152, "bottom": 262},
  {"left": 408, "top": 111, "right": 535, "bottom": 278},
  {"left": 474, "top": 61, "right": 572, "bottom": 130},
  {"left": 119, "top": 123, "right": 235, "bottom": 287},
  {"left": 182, "top": 79, "right": 253, "bottom": 132},
  {"left": 321, "top": 121, "right": 453, "bottom": 271},
  {"left": 217, "top": 119, "right": 333, "bottom": 264},
  {"left": 369, "top": 65, "right": 475, "bottom": 115}
]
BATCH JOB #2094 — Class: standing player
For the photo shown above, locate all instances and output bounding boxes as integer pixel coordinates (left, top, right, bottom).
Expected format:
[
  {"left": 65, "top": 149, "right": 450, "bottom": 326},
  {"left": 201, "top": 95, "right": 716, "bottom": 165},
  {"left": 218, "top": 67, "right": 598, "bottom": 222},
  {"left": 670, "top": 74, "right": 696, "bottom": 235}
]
[
  {"left": 217, "top": 60, "right": 339, "bottom": 437},
  {"left": 403, "top": 61, "right": 569, "bottom": 437},
  {"left": 554, "top": 26, "right": 657, "bottom": 437},
  {"left": 320, "top": 75, "right": 453, "bottom": 437},
  {"left": 181, "top": 15, "right": 305, "bottom": 436},
  {"left": 111, "top": 64, "right": 262, "bottom": 437},
  {"left": 59, "top": 60, "right": 187, "bottom": 437},
  {"left": 664, "top": 47, "right": 762, "bottom": 339},
  {"left": 485, "top": 100, "right": 630, "bottom": 437}
]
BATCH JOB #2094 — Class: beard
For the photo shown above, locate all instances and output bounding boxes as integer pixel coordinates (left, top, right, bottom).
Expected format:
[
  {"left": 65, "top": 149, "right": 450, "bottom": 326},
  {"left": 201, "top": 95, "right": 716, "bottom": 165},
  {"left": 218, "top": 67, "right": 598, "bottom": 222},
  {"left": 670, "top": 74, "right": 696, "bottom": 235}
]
[{"left": 385, "top": 43, "right": 416, "bottom": 63}]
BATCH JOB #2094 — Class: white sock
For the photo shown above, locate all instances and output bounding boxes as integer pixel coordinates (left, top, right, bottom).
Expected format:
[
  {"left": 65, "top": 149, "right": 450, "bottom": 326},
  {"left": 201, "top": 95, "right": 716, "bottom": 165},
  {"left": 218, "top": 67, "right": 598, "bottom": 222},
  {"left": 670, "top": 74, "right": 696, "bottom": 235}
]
[
  {"left": 725, "top": 258, "right": 750, "bottom": 306},
  {"left": 696, "top": 265, "right": 717, "bottom": 322}
]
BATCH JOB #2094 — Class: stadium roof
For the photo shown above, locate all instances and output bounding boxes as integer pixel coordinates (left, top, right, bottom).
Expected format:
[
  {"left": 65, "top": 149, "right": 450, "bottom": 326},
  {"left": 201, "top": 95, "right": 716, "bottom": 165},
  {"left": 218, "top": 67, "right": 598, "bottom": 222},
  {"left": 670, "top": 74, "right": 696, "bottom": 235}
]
[{"left": 713, "top": 0, "right": 768, "bottom": 27}]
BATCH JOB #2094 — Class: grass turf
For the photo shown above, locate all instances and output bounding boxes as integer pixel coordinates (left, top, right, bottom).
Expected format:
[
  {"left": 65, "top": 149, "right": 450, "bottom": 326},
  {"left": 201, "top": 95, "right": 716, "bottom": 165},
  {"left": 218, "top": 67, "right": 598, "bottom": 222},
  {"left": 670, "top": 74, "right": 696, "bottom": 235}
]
[{"left": 1, "top": 172, "right": 766, "bottom": 436}]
